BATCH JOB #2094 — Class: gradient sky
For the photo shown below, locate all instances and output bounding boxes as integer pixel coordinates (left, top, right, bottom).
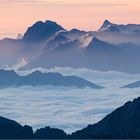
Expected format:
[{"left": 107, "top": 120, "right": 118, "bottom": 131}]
[{"left": 0, "top": 0, "right": 140, "bottom": 39}]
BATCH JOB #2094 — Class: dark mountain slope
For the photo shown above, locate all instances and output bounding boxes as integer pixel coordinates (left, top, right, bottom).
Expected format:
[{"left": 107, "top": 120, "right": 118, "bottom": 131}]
[
  {"left": 34, "top": 127, "right": 67, "bottom": 139},
  {"left": 70, "top": 97, "right": 140, "bottom": 139}
]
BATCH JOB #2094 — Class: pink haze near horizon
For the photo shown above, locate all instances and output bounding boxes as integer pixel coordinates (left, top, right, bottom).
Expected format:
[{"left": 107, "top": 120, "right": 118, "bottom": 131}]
[{"left": 0, "top": 0, "right": 140, "bottom": 38}]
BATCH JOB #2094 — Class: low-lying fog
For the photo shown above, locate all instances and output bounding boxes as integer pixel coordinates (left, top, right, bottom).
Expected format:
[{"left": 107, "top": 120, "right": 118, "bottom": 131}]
[{"left": 0, "top": 67, "right": 140, "bottom": 133}]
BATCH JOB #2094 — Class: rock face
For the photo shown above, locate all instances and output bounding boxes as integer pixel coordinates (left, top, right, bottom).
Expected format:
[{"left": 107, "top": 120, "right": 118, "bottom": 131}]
[
  {"left": 99, "top": 20, "right": 120, "bottom": 33},
  {"left": 0, "top": 69, "right": 103, "bottom": 89},
  {"left": 1, "top": 97, "right": 140, "bottom": 139}
]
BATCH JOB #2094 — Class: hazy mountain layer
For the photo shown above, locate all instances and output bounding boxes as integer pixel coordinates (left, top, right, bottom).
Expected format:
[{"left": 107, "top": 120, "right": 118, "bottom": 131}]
[
  {"left": 122, "top": 80, "right": 140, "bottom": 88},
  {"left": 0, "top": 20, "right": 140, "bottom": 74},
  {"left": 0, "top": 69, "right": 103, "bottom": 89}
]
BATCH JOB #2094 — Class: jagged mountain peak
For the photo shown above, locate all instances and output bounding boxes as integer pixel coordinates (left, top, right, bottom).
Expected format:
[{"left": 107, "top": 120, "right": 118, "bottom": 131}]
[
  {"left": 99, "top": 19, "right": 113, "bottom": 31},
  {"left": 23, "top": 20, "right": 64, "bottom": 42},
  {"left": 34, "top": 20, "right": 44, "bottom": 25},
  {"left": 45, "top": 20, "right": 58, "bottom": 25},
  {"left": 30, "top": 20, "right": 63, "bottom": 30},
  {"left": 103, "top": 19, "right": 112, "bottom": 25},
  {"left": 98, "top": 20, "right": 121, "bottom": 33}
]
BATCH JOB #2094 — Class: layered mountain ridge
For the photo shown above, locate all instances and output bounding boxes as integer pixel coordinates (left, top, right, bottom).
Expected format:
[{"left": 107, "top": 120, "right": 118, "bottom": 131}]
[
  {"left": 0, "top": 69, "right": 103, "bottom": 89},
  {"left": 0, "top": 20, "right": 140, "bottom": 74}
]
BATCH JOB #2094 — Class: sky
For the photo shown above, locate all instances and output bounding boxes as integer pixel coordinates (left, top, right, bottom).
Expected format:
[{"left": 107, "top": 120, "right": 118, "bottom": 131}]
[{"left": 0, "top": 0, "right": 140, "bottom": 39}]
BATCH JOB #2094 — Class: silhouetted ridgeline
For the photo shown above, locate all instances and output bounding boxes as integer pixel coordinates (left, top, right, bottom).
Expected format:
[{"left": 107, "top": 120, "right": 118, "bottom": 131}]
[
  {"left": 0, "top": 97, "right": 140, "bottom": 139},
  {"left": 0, "top": 69, "right": 103, "bottom": 89}
]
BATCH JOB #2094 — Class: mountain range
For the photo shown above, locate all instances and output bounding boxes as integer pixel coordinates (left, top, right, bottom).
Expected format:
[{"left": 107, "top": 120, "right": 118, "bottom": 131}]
[
  {"left": 0, "top": 20, "right": 140, "bottom": 74},
  {"left": 99, "top": 19, "right": 140, "bottom": 33},
  {"left": 122, "top": 80, "right": 140, "bottom": 88},
  {"left": 0, "top": 69, "right": 103, "bottom": 89},
  {"left": 0, "top": 97, "right": 140, "bottom": 139}
]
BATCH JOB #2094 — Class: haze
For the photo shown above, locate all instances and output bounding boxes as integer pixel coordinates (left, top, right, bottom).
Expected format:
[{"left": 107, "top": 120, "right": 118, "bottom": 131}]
[{"left": 0, "top": 0, "right": 140, "bottom": 38}]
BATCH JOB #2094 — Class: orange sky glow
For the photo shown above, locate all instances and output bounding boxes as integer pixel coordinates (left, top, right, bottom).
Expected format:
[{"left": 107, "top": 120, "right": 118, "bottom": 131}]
[{"left": 0, "top": 0, "right": 140, "bottom": 38}]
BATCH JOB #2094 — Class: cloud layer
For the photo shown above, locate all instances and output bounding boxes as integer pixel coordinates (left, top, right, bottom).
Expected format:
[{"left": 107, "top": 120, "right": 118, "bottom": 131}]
[{"left": 0, "top": 68, "right": 140, "bottom": 133}]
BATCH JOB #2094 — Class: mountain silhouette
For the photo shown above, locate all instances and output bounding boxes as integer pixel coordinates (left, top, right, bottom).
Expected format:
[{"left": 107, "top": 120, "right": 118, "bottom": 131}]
[
  {"left": 99, "top": 20, "right": 120, "bottom": 33},
  {"left": 0, "top": 69, "right": 103, "bottom": 89},
  {"left": 70, "top": 97, "right": 140, "bottom": 139},
  {"left": 122, "top": 80, "right": 140, "bottom": 88},
  {"left": 34, "top": 127, "right": 67, "bottom": 139},
  {"left": 23, "top": 20, "right": 65, "bottom": 42},
  {"left": 99, "top": 20, "right": 112, "bottom": 31},
  {"left": 99, "top": 20, "right": 140, "bottom": 34}
]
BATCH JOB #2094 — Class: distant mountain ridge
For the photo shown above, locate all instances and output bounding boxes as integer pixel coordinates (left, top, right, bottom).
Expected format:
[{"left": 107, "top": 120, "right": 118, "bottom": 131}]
[
  {"left": 0, "top": 20, "right": 140, "bottom": 74},
  {"left": 23, "top": 20, "right": 65, "bottom": 42},
  {"left": 99, "top": 20, "right": 121, "bottom": 33},
  {"left": 0, "top": 97, "right": 140, "bottom": 139},
  {"left": 26, "top": 35, "right": 140, "bottom": 74},
  {"left": 0, "top": 69, "right": 103, "bottom": 89},
  {"left": 122, "top": 80, "right": 140, "bottom": 88},
  {"left": 99, "top": 19, "right": 140, "bottom": 33}
]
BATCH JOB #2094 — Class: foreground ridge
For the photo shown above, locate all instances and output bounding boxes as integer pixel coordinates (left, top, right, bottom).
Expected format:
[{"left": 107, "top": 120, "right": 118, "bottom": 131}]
[{"left": 0, "top": 97, "right": 140, "bottom": 139}]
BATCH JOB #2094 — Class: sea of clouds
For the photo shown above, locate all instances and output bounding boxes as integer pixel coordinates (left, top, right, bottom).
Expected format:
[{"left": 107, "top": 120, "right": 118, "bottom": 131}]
[{"left": 0, "top": 67, "right": 140, "bottom": 133}]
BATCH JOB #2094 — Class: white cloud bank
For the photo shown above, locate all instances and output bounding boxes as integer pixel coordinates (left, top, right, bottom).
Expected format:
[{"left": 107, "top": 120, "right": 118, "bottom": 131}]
[{"left": 0, "top": 68, "right": 140, "bottom": 133}]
